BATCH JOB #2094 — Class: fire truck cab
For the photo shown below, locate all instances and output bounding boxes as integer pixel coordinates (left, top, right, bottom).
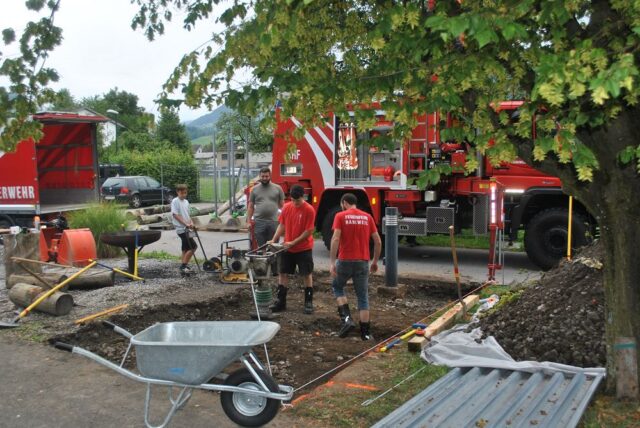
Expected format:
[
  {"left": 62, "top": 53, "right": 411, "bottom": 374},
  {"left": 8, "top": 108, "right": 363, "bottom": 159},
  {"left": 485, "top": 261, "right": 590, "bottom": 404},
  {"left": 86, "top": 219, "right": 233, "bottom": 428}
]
[{"left": 271, "top": 106, "right": 594, "bottom": 276}]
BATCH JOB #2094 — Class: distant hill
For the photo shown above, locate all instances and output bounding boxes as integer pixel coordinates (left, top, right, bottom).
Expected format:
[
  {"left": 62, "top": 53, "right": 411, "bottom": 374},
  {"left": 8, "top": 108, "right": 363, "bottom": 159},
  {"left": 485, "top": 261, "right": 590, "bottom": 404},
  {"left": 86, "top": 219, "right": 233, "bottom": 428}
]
[
  {"left": 186, "top": 105, "right": 233, "bottom": 143},
  {"left": 188, "top": 105, "right": 232, "bottom": 128}
]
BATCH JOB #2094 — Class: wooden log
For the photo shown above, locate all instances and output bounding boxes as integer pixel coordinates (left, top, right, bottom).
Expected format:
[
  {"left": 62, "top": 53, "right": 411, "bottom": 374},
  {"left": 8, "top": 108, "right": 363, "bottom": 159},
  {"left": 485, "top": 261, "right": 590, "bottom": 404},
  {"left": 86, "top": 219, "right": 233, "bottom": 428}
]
[
  {"left": 8, "top": 283, "right": 74, "bottom": 316},
  {"left": 66, "top": 270, "right": 115, "bottom": 289},
  {"left": 14, "top": 262, "right": 60, "bottom": 290},
  {"left": 137, "top": 214, "right": 167, "bottom": 224},
  {"left": 7, "top": 273, "right": 68, "bottom": 290}
]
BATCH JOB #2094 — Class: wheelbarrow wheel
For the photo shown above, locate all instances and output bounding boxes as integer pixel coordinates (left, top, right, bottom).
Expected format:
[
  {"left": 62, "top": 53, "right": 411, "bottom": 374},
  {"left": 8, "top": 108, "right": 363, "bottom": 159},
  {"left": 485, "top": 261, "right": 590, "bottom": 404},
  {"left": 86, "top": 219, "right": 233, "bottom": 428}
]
[{"left": 220, "top": 367, "right": 280, "bottom": 427}]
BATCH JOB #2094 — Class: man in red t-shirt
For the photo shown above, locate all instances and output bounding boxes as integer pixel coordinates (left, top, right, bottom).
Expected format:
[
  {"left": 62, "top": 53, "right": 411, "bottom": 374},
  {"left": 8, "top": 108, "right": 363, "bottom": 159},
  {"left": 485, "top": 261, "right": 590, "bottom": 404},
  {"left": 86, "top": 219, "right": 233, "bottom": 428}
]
[
  {"left": 330, "top": 193, "right": 382, "bottom": 340},
  {"left": 269, "top": 184, "right": 316, "bottom": 314}
]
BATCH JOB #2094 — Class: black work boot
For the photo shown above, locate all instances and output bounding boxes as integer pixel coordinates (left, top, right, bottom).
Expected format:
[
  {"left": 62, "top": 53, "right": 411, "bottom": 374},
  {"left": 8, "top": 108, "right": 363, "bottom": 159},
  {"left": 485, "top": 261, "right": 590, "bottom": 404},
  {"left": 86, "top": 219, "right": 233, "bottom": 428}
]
[
  {"left": 360, "top": 322, "right": 373, "bottom": 341},
  {"left": 270, "top": 285, "right": 288, "bottom": 312},
  {"left": 304, "top": 287, "right": 314, "bottom": 314},
  {"left": 337, "top": 304, "right": 356, "bottom": 338}
]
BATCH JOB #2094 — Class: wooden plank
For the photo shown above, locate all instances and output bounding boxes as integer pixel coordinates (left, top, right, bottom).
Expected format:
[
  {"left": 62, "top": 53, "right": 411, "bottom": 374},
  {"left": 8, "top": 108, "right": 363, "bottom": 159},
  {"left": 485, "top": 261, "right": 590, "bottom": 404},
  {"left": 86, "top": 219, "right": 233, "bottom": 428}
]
[
  {"left": 423, "top": 295, "right": 479, "bottom": 339},
  {"left": 11, "top": 256, "right": 74, "bottom": 269},
  {"left": 74, "top": 304, "right": 129, "bottom": 325},
  {"left": 408, "top": 336, "right": 427, "bottom": 353}
]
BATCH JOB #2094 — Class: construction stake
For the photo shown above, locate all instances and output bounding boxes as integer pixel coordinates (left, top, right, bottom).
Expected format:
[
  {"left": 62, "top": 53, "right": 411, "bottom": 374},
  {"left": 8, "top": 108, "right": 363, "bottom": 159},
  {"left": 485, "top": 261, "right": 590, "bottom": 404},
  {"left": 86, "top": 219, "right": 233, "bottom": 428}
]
[{"left": 449, "top": 226, "right": 466, "bottom": 313}]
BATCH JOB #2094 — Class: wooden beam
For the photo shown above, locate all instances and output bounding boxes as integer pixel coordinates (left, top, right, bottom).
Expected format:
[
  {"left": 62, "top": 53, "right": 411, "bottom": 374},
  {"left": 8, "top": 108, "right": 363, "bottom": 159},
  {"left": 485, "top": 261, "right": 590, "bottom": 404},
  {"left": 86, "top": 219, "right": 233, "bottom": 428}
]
[{"left": 423, "top": 295, "right": 479, "bottom": 339}]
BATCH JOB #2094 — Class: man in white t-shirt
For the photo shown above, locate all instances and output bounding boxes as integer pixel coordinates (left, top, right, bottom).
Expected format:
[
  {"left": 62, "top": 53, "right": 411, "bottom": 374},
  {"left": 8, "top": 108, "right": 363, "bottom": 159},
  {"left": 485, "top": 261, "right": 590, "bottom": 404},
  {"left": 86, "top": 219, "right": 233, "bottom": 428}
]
[{"left": 171, "top": 183, "right": 196, "bottom": 276}]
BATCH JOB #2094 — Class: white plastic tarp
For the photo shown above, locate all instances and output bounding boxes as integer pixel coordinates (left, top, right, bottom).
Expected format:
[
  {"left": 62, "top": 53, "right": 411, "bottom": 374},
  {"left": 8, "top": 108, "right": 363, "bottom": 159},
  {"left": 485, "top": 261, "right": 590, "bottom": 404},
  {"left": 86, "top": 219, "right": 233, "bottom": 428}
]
[{"left": 421, "top": 324, "right": 605, "bottom": 377}]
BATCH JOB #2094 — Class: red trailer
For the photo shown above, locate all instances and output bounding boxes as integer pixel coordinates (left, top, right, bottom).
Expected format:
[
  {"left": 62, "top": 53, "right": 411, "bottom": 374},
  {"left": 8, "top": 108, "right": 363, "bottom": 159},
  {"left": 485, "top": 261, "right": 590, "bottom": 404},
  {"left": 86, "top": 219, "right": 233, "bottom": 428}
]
[
  {"left": 0, "top": 112, "right": 108, "bottom": 228},
  {"left": 270, "top": 105, "right": 595, "bottom": 277}
]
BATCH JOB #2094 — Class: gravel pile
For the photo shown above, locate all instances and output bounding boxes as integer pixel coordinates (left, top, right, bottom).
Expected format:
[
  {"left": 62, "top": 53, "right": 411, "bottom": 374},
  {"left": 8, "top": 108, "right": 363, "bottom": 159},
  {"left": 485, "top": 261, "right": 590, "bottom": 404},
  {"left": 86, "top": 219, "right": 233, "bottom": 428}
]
[
  {"left": 479, "top": 241, "right": 605, "bottom": 367},
  {"left": 0, "top": 252, "right": 238, "bottom": 336}
]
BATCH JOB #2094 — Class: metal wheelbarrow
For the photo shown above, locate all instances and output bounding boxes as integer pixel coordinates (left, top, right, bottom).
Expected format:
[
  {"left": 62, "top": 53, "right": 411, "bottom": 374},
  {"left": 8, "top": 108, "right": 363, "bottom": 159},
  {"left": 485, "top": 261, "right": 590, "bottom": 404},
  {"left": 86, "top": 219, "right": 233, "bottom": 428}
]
[{"left": 54, "top": 320, "right": 293, "bottom": 427}]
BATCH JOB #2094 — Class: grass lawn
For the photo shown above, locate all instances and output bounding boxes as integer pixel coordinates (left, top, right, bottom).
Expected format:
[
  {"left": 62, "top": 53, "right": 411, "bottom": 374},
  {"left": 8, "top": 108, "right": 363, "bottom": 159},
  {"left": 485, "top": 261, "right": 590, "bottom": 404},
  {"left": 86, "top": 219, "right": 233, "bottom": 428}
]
[
  {"left": 191, "top": 135, "right": 212, "bottom": 146},
  {"left": 415, "top": 228, "right": 525, "bottom": 251},
  {"left": 197, "top": 176, "right": 239, "bottom": 202}
]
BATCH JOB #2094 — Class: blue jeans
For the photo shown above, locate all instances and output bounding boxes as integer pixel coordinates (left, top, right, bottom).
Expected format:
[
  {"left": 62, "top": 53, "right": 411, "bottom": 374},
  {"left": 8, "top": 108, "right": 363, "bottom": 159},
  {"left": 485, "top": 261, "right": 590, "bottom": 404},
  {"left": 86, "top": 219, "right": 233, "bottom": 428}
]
[{"left": 332, "top": 260, "right": 370, "bottom": 310}]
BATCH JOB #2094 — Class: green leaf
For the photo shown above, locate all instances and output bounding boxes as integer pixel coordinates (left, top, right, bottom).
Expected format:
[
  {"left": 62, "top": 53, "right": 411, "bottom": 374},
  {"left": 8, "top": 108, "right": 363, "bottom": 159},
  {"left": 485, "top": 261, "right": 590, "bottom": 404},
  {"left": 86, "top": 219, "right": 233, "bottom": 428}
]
[
  {"left": 604, "top": 79, "right": 621, "bottom": 98},
  {"left": 501, "top": 23, "right": 519, "bottom": 40},
  {"left": 619, "top": 146, "right": 636, "bottom": 164},
  {"left": 575, "top": 112, "right": 589, "bottom": 126},
  {"left": 425, "top": 15, "right": 447, "bottom": 31},
  {"left": 2, "top": 28, "right": 15, "bottom": 44},
  {"left": 25, "top": 0, "right": 46, "bottom": 11},
  {"left": 448, "top": 16, "right": 468, "bottom": 37},
  {"left": 475, "top": 29, "right": 497, "bottom": 48}
]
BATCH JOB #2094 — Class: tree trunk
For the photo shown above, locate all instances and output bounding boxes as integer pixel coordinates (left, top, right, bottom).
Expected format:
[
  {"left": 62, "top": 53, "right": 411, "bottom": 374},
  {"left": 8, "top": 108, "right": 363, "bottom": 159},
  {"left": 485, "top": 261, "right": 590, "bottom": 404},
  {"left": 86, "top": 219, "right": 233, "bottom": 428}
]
[
  {"left": 596, "top": 194, "right": 640, "bottom": 396},
  {"left": 514, "top": 105, "right": 640, "bottom": 397}
]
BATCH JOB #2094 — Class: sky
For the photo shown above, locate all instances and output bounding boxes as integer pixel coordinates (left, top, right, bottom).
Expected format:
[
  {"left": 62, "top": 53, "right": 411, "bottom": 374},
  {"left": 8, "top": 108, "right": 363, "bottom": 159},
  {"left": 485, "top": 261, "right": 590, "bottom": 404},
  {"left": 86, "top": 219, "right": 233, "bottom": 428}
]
[{"left": 1, "top": 0, "right": 229, "bottom": 122}]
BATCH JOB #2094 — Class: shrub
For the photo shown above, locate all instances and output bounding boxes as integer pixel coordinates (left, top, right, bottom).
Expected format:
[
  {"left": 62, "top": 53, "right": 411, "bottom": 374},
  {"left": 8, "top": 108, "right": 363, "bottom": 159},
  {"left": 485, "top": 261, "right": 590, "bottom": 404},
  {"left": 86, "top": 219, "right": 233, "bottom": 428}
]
[{"left": 68, "top": 203, "right": 127, "bottom": 258}]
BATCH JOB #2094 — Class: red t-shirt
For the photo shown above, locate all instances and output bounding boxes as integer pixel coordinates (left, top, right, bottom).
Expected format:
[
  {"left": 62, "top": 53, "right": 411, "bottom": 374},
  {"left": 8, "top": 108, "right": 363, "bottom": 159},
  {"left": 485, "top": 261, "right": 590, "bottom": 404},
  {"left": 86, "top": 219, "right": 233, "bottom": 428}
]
[
  {"left": 279, "top": 201, "right": 316, "bottom": 253},
  {"left": 332, "top": 208, "right": 378, "bottom": 260}
]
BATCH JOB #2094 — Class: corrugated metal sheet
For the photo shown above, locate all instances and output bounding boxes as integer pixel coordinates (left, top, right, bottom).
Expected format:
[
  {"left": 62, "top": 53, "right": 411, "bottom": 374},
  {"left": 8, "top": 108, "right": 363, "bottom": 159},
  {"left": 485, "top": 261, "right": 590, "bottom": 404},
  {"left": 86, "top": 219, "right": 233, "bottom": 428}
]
[{"left": 372, "top": 366, "right": 604, "bottom": 428}]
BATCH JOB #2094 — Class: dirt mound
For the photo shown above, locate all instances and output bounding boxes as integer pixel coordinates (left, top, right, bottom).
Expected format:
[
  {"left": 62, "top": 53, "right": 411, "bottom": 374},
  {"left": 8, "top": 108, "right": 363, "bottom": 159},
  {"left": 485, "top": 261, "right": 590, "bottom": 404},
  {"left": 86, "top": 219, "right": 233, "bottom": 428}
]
[{"left": 479, "top": 241, "right": 605, "bottom": 367}]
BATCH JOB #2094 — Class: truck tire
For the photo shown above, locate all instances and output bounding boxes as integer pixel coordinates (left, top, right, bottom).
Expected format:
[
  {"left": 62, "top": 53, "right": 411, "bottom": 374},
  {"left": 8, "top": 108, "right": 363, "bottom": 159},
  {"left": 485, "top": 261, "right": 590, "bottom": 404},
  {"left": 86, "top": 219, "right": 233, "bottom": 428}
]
[
  {"left": 322, "top": 206, "right": 342, "bottom": 250},
  {"left": 0, "top": 215, "right": 15, "bottom": 245},
  {"left": 220, "top": 367, "right": 280, "bottom": 427},
  {"left": 524, "top": 208, "right": 591, "bottom": 271},
  {"left": 0, "top": 214, "right": 15, "bottom": 229}
]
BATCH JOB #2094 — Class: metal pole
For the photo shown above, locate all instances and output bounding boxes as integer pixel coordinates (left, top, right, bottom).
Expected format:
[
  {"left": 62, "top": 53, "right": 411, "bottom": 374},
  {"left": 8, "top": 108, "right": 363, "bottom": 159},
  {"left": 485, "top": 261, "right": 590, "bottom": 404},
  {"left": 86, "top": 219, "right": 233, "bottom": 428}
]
[
  {"left": 212, "top": 132, "right": 218, "bottom": 213},
  {"left": 160, "top": 164, "right": 164, "bottom": 204},
  {"left": 384, "top": 206, "right": 398, "bottom": 287},
  {"left": 567, "top": 196, "right": 573, "bottom": 260},
  {"left": 245, "top": 116, "right": 251, "bottom": 187},
  {"left": 230, "top": 131, "right": 236, "bottom": 209},
  {"left": 228, "top": 130, "right": 233, "bottom": 209}
]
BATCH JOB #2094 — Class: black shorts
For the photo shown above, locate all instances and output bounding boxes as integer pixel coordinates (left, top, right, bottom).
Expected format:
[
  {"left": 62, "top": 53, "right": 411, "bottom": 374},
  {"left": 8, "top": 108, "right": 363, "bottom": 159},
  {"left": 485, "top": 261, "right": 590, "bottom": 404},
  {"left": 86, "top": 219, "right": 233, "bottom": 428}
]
[
  {"left": 279, "top": 249, "right": 314, "bottom": 275},
  {"left": 178, "top": 232, "right": 197, "bottom": 252}
]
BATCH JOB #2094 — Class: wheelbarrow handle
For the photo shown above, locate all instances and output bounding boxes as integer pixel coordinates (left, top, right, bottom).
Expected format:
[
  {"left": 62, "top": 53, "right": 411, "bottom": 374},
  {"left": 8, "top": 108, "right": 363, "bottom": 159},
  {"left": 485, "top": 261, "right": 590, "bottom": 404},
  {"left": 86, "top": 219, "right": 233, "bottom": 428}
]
[
  {"left": 102, "top": 320, "right": 133, "bottom": 339},
  {"left": 54, "top": 342, "right": 74, "bottom": 353}
]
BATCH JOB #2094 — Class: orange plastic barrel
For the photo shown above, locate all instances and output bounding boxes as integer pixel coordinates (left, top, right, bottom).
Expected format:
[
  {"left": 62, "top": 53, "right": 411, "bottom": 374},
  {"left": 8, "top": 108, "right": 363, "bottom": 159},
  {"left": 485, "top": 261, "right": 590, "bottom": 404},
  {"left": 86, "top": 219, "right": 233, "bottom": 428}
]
[{"left": 57, "top": 229, "right": 97, "bottom": 267}]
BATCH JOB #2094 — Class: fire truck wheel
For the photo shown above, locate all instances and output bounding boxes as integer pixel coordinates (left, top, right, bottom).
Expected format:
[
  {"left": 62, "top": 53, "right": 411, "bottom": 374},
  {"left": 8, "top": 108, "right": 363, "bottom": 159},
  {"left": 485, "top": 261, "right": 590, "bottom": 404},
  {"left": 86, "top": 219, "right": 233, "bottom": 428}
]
[
  {"left": 524, "top": 208, "right": 591, "bottom": 271},
  {"left": 322, "top": 206, "right": 342, "bottom": 250},
  {"left": 0, "top": 214, "right": 14, "bottom": 229}
]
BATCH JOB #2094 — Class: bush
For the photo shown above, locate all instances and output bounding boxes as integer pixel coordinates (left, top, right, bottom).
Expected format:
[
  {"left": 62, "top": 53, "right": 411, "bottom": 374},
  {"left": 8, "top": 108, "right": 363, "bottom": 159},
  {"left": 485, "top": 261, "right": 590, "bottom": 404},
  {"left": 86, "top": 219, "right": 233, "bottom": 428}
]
[
  {"left": 68, "top": 203, "right": 127, "bottom": 258},
  {"left": 108, "top": 147, "right": 199, "bottom": 201}
]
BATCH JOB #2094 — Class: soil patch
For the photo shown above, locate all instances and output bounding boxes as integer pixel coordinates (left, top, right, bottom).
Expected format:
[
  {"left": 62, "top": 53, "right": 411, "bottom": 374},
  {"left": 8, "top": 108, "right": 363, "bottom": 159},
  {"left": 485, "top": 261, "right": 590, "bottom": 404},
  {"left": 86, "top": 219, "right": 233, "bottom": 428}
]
[
  {"left": 49, "top": 270, "right": 455, "bottom": 391},
  {"left": 479, "top": 241, "right": 605, "bottom": 367}
]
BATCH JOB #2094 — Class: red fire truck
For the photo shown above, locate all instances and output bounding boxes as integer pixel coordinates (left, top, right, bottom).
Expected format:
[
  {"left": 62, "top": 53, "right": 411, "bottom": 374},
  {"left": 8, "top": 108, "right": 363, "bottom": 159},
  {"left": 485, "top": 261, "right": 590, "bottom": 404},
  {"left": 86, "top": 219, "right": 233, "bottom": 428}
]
[
  {"left": 0, "top": 112, "right": 108, "bottom": 229},
  {"left": 270, "top": 104, "right": 594, "bottom": 277}
]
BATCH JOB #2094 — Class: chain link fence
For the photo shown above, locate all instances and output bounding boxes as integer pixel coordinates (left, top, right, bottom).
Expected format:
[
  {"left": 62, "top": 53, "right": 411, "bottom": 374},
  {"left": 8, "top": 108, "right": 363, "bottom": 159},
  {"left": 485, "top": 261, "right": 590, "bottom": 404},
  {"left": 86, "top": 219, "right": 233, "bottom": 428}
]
[{"left": 195, "top": 160, "right": 261, "bottom": 206}]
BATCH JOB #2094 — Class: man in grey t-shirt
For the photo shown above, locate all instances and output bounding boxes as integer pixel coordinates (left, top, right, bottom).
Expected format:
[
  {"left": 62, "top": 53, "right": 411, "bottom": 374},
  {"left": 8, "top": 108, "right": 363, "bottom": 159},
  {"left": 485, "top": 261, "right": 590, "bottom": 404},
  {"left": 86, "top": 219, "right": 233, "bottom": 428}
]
[
  {"left": 171, "top": 184, "right": 197, "bottom": 276},
  {"left": 247, "top": 167, "right": 285, "bottom": 249}
]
